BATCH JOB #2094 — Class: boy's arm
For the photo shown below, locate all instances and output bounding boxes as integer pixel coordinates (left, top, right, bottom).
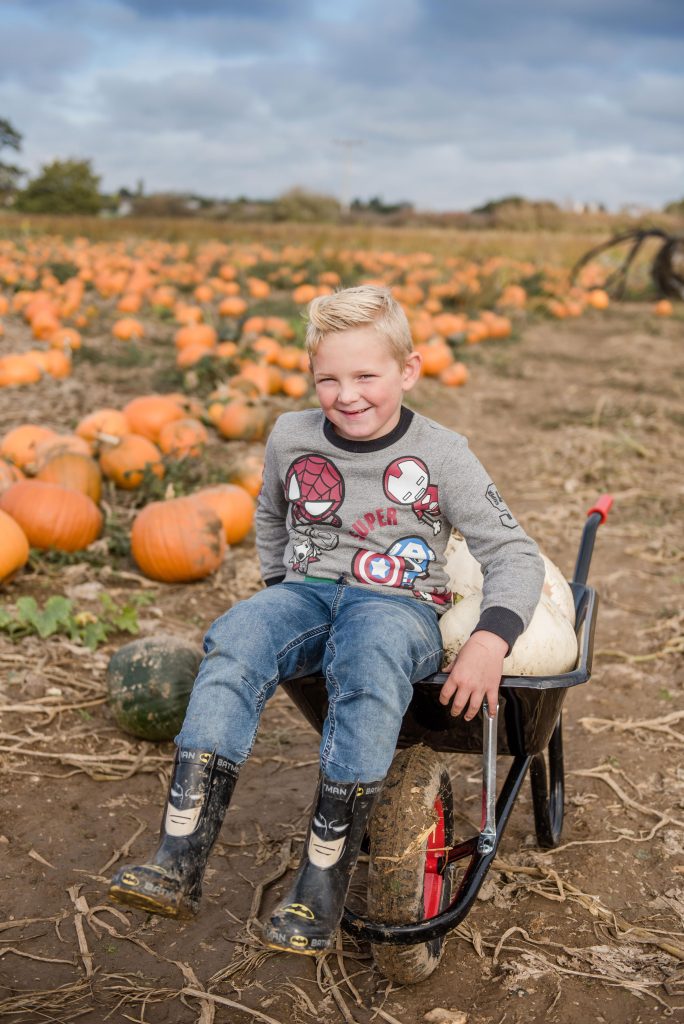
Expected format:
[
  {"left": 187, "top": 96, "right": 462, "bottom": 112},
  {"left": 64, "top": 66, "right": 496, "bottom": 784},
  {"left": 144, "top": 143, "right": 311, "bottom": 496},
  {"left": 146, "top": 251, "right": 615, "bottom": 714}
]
[
  {"left": 441, "top": 435, "right": 544, "bottom": 642},
  {"left": 255, "top": 428, "right": 290, "bottom": 585},
  {"left": 438, "top": 437, "right": 545, "bottom": 716}
]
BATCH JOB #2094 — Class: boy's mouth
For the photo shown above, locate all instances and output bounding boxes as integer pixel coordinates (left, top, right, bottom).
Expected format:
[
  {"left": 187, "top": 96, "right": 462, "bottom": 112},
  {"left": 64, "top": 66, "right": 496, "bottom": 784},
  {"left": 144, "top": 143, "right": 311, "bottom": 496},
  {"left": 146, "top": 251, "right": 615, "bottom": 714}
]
[{"left": 337, "top": 406, "right": 371, "bottom": 418}]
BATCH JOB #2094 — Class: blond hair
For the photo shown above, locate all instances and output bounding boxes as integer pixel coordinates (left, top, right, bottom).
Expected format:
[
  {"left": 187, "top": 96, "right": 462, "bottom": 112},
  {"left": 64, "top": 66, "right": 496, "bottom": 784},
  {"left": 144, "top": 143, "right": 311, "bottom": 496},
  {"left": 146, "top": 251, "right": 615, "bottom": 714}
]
[{"left": 305, "top": 285, "right": 413, "bottom": 367}]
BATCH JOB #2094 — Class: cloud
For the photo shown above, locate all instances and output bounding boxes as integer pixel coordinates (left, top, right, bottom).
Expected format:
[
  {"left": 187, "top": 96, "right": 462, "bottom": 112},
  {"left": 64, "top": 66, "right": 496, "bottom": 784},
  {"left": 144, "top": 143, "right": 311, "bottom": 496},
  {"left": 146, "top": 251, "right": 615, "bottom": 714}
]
[{"left": 0, "top": 0, "right": 682, "bottom": 209}]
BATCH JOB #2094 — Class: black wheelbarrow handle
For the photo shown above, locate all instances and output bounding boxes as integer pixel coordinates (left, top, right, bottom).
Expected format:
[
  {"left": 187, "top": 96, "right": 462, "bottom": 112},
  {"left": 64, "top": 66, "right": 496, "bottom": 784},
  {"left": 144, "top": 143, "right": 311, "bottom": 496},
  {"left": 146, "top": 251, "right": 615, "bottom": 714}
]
[{"left": 573, "top": 493, "right": 613, "bottom": 587}]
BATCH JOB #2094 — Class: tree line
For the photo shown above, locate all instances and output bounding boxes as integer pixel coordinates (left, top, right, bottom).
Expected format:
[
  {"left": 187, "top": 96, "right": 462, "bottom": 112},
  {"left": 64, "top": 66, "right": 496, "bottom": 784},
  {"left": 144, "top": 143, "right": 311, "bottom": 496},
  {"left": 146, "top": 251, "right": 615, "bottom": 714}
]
[{"left": 2, "top": 117, "right": 682, "bottom": 223}]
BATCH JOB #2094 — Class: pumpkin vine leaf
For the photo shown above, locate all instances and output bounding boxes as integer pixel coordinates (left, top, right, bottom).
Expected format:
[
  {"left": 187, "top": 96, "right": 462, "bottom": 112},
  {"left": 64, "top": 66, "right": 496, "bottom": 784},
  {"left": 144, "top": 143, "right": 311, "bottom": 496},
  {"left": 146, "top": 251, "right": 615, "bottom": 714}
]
[
  {"left": 15, "top": 595, "right": 73, "bottom": 638},
  {"left": 0, "top": 592, "right": 153, "bottom": 649}
]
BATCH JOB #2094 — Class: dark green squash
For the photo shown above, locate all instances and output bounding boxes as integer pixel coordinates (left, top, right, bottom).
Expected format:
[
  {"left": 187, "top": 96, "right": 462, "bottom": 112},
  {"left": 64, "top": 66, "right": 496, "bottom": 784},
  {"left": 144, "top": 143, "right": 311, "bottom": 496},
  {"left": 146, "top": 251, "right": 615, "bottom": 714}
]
[{"left": 106, "top": 634, "right": 202, "bottom": 741}]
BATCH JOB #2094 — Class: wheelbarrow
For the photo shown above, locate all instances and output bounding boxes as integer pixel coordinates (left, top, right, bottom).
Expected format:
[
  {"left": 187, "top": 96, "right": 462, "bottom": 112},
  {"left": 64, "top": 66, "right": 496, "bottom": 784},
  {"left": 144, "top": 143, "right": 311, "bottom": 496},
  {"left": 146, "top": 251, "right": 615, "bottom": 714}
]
[{"left": 281, "top": 495, "right": 612, "bottom": 984}]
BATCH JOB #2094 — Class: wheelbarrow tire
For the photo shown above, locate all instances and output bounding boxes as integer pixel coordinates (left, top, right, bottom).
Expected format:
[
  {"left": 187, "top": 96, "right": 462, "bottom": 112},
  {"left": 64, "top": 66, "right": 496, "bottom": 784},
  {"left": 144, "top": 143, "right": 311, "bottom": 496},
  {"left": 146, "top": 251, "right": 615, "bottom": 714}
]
[{"left": 367, "top": 744, "right": 454, "bottom": 985}]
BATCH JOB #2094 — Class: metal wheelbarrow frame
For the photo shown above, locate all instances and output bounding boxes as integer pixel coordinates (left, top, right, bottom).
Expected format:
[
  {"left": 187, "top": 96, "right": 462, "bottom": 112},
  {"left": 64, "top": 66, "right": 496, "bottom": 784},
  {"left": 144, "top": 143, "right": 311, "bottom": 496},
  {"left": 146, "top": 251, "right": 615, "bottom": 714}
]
[{"left": 280, "top": 496, "right": 612, "bottom": 952}]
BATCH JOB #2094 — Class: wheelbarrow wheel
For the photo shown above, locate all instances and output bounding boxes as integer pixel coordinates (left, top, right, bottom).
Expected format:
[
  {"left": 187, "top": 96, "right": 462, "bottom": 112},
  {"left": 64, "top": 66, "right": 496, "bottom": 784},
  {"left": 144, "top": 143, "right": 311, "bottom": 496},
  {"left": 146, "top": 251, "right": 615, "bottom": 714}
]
[{"left": 367, "top": 744, "right": 454, "bottom": 985}]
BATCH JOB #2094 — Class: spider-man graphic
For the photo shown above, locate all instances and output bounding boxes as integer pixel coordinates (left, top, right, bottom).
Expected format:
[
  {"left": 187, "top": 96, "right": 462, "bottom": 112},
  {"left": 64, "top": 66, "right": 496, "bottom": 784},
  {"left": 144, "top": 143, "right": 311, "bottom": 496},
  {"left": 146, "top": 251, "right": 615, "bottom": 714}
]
[{"left": 285, "top": 454, "right": 344, "bottom": 527}]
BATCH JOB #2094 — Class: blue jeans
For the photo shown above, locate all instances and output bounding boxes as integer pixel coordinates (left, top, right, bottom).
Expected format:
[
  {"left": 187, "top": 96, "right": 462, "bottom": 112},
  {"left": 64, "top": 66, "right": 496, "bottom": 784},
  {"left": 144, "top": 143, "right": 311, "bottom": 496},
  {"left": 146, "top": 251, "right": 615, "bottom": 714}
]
[{"left": 176, "top": 580, "right": 443, "bottom": 782}]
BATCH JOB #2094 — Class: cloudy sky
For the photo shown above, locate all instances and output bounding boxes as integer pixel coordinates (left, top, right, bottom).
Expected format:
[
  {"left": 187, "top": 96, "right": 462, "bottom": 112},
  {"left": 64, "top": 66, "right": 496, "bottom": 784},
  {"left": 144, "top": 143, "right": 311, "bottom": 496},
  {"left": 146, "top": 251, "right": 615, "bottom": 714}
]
[{"left": 1, "top": 0, "right": 682, "bottom": 211}]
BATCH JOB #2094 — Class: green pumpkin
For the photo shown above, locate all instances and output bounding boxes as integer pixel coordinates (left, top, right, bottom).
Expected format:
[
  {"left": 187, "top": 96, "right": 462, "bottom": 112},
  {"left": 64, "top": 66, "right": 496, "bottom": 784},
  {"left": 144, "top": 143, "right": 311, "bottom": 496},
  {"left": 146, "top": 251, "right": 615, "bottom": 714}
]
[{"left": 106, "top": 634, "right": 202, "bottom": 741}]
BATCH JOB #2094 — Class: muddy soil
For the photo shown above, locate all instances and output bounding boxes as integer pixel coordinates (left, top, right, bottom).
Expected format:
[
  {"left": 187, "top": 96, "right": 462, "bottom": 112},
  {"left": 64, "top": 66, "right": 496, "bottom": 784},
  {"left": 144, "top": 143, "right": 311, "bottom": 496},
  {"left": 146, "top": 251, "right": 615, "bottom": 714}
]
[{"left": 0, "top": 307, "right": 682, "bottom": 1024}]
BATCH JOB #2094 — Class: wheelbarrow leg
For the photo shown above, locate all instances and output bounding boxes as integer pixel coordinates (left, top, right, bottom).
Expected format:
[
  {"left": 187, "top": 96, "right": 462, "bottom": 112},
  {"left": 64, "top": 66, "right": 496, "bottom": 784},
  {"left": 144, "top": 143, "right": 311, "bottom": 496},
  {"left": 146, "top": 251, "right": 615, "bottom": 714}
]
[{"left": 530, "top": 713, "right": 565, "bottom": 848}]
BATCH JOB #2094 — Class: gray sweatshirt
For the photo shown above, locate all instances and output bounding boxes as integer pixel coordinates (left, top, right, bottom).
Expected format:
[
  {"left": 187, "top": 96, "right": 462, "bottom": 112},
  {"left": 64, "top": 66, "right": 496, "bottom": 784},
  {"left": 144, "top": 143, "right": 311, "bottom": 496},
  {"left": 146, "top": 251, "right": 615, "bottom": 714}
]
[{"left": 256, "top": 407, "right": 544, "bottom": 651}]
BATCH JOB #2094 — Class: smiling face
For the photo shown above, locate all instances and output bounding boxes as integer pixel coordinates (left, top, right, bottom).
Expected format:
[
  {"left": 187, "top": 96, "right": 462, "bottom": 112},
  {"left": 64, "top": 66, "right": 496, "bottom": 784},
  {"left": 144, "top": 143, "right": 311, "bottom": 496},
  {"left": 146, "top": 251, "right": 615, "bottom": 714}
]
[{"left": 312, "top": 326, "right": 422, "bottom": 441}]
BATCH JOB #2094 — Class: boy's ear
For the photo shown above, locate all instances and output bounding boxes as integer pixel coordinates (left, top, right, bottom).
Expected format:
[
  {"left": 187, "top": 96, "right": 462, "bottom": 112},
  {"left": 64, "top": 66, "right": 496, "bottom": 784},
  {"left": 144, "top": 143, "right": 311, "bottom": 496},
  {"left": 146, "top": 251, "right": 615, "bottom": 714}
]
[{"left": 402, "top": 351, "right": 422, "bottom": 390}]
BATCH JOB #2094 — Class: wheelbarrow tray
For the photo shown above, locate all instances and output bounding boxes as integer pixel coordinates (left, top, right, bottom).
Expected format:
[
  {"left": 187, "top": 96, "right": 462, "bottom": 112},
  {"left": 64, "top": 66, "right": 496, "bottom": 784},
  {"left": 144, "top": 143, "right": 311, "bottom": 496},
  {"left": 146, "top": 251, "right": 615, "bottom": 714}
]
[{"left": 281, "top": 581, "right": 597, "bottom": 758}]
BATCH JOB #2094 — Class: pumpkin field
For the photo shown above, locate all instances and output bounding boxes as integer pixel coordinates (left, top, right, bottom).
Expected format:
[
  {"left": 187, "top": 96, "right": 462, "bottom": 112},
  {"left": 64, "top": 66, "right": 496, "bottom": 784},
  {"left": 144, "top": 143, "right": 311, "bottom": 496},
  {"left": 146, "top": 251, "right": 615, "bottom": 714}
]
[{"left": 0, "top": 220, "right": 682, "bottom": 1024}]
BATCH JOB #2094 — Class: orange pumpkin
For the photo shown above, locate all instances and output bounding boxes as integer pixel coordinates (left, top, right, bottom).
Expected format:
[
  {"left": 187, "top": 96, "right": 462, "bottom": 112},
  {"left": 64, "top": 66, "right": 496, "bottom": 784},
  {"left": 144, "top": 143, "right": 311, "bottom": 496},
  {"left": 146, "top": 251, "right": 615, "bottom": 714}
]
[
  {"left": 218, "top": 296, "right": 248, "bottom": 318},
  {"left": 228, "top": 455, "right": 264, "bottom": 498},
  {"left": 432, "top": 312, "right": 467, "bottom": 337},
  {"left": 1, "top": 425, "right": 58, "bottom": 468},
  {"left": 165, "top": 393, "right": 205, "bottom": 420},
  {"left": 546, "top": 299, "right": 569, "bottom": 319},
  {"left": 23, "top": 350, "right": 52, "bottom": 375},
  {"left": 43, "top": 349, "right": 72, "bottom": 378},
  {"left": 192, "top": 484, "right": 255, "bottom": 544},
  {"left": 35, "top": 451, "right": 103, "bottom": 503},
  {"left": 416, "top": 341, "right": 453, "bottom": 376},
  {"left": 117, "top": 292, "right": 142, "bottom": 314},
  {"left": 30, "top": 309, "right": 60, "bottom": 341},
  {"left": 276, "top": 345, "right": 304, "bottom": 370},
  {"left": 0, "top": 508, "right": 30, "bottom": 584},
  {"left": 50, "top": 327, "right": 82, "bottom": 350},
  {"left": 194, "top": 284, "right": 214, "bottom": 303},
  {"left": 216, "top": 340, "right": 238, "bottom": 359},
  {"left": 130, "top": 497, "right": 225, "bottom": 582},
  {"left": 176, "top": 343, "right": 215, "bottom": 369},
  {"left": 0, "top": 479, "right": 103, "bottom": 551},
  {"left": 247, "top": 276, "right": 270, "bottom": 299},
  {"left": 32, "top": 433, "right": 93, "bottom": 470},
  {"left": 238, "top": 362, "right": 282, "bottom": 395},
  {"left": 99, "top": 434, "right": 165, "bottom": 490},
  {"left": 586, "top": 289, "right": 610, "bottom": 310},
  {"left": 0, "top": 354, "right": 42, "bottom": 387},
  {"left": 292, "top": 284, "right": 317, "bottom": 305},
  {"left": 158, "top": 418, "right": 208, "bottom": 459},
  {"left": 174, "top": 323, "right": 218, "bottom": 351},
  {"left": 225, "top": 375, "right": 262, "bottom": 400},
  {"left": 76, "top": 408, "right": 131, "bottom": 445},
  {"left": 265, "top": 316, "right": 295, "bottom": 340},
  {"left": 0, "top": 459, "right": 24, "bottom": 495},
  {"left": 113, "top": 317, "right": 144, "bottom": 341},
  {"left": 465, "top": 321, "right": 489, "bottom": 344},
  {"left": 438, "top": 361, "right": 470, "bottom": 387},
  {"left": 252, "top": 336, "right": 282, "bottom": 363},
  {"left": 241, "top": 315, "right": 266, "bottom": 336},
  {"left": 654, "top": 299, "right": 673, "bottom": 317},
  {"left": 282, "top": 373, "right": 309, "bottom": 398},
  {"left": 498, "top": 284, "right": 527, "bottom": 309},
  {"left": 174, "top": 303, "right": 203, "bottom": 325},
  {"left": 123, "top": 395, "right": 186, "bottom": 442},
  {"left": 216, "top": 401, "right": 267, "bottom": 441},
  {"left": 411, "top": 316, "right": 436, "bottom": 345}
]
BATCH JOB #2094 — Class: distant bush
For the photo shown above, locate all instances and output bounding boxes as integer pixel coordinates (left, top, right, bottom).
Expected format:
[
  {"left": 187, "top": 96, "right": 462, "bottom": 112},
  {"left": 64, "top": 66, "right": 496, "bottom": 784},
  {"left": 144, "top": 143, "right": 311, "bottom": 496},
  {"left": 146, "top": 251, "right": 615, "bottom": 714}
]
[
  {"left": 663, "top": 197, "right": 684, "bottom": 216},
  {"left": 270, "top": 188, "right": 341, "bottom": 223}
]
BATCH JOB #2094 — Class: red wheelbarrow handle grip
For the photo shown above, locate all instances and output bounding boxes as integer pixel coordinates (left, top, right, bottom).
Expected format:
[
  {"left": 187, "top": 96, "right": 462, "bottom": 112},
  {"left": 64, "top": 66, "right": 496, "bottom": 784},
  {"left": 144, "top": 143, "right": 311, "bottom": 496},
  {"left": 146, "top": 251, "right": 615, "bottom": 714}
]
[{"left": 587, "top": 494, "right": 613, "bottom": 523}]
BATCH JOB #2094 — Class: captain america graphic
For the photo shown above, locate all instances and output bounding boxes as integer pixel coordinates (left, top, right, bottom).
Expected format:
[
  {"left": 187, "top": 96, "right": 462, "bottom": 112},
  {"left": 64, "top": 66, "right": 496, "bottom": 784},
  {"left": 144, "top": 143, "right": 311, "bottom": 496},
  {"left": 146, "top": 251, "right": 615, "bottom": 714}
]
[
  {"left": 352, "top": 535, "right": 435, "bottom": 590},
  {"left": 383, "top": 456, "right": 442, "bottom": 535}
]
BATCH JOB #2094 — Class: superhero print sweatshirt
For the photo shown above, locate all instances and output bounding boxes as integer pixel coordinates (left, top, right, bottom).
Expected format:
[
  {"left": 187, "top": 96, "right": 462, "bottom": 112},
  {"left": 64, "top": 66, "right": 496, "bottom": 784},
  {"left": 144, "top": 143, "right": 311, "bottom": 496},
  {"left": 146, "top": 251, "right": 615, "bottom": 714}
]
[{"left": 255, "top": 406, "right": 545, "bottom": 651}]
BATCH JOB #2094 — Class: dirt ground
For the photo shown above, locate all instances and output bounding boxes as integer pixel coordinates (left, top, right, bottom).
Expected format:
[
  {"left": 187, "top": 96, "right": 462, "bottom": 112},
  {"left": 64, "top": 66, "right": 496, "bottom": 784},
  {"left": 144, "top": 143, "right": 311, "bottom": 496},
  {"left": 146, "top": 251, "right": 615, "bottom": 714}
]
[{"left": 1, "top": 306, "right": 682, "bottom": 1024}]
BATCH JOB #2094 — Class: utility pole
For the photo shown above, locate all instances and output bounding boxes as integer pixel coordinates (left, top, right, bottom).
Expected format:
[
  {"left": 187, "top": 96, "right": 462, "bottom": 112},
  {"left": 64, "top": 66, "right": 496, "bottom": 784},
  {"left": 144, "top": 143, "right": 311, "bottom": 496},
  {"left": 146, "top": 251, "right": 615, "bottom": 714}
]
[{"left": 333, "top": 138, "right": 364, "bottom": 215}]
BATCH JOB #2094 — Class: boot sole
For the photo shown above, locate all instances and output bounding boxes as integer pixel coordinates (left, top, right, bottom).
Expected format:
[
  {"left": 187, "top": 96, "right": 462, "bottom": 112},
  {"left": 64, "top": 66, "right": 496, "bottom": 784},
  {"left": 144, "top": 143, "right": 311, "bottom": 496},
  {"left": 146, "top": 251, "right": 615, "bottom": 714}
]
[{"left": 108, "top": 883, "right": 195, "bottom": 919}]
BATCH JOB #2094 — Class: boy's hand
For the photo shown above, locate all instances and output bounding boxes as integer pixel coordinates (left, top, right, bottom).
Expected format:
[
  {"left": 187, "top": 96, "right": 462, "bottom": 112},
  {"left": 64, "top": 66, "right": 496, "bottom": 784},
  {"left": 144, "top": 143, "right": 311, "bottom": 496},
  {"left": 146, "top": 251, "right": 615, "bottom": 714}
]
[{"left": 439, "top": 630, "right": 508, "bottom": 721}]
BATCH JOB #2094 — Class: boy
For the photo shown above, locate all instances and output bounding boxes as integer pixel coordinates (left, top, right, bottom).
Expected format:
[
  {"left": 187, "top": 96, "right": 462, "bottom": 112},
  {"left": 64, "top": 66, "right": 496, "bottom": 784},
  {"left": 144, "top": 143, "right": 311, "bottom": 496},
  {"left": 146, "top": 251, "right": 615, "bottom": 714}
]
[{"left": 108, "top": 285, "right": 544, "bottom": 954}]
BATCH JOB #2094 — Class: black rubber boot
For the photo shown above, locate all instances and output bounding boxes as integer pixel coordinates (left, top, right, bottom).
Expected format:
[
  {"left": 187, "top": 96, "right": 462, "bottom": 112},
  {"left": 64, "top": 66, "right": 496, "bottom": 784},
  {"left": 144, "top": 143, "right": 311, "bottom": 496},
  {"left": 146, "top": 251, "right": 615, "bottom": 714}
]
[
  {"left": 108, "top": 747, "right": 239, "bottom": 919},
  {"left": 262, "top": 775, "right": 382, "bottom": 954}
]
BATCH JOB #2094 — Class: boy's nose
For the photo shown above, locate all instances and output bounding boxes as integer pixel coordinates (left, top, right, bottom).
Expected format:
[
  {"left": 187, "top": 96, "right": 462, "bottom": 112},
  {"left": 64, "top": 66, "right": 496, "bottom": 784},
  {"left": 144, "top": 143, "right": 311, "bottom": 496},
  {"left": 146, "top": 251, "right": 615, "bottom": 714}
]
[{"left": 337, "top": 380, "right": 359, "bottom": 404}]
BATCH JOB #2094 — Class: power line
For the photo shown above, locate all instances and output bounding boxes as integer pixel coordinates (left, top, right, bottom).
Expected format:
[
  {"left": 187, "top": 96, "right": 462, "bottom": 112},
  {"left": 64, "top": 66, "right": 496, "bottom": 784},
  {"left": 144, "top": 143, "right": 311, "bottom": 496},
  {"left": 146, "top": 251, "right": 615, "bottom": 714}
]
[{"left": 333, "top": 138, "right": 365, "bottom": 213}]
